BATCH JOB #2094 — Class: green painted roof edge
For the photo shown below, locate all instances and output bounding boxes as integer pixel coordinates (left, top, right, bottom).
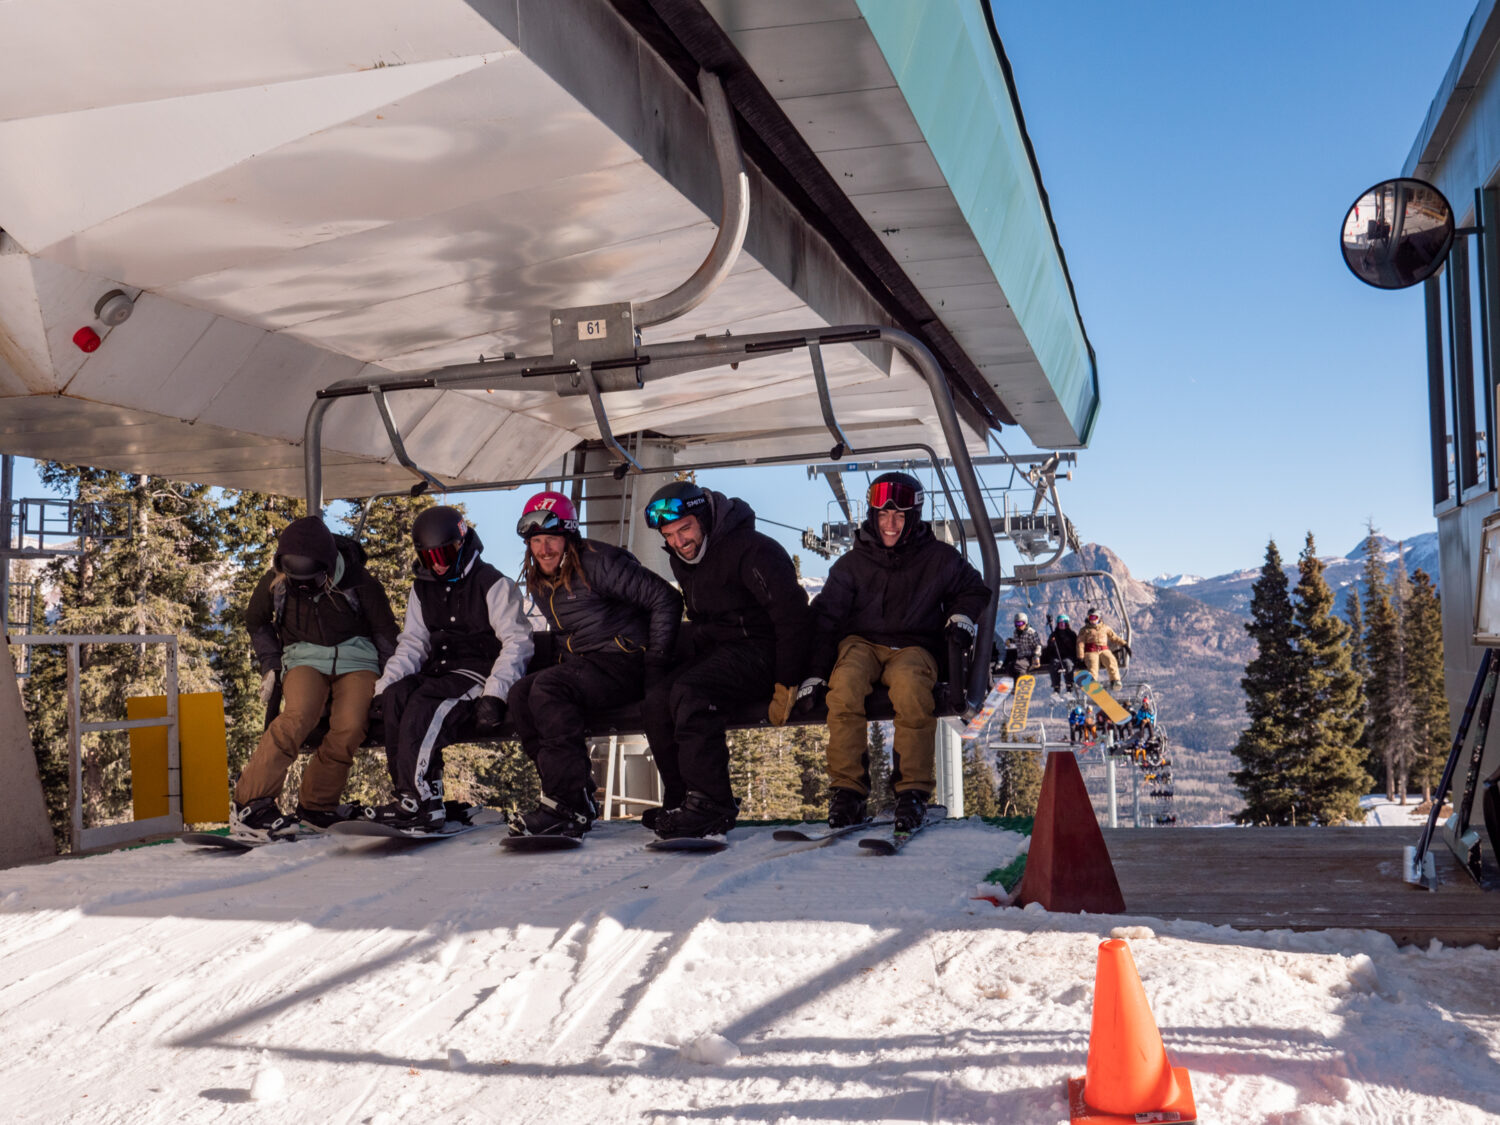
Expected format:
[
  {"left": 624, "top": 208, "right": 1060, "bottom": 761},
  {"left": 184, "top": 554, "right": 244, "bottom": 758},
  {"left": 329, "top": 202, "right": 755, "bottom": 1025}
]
[{"left": 854, "top": 0, "right": 1100, "bottom": 445}]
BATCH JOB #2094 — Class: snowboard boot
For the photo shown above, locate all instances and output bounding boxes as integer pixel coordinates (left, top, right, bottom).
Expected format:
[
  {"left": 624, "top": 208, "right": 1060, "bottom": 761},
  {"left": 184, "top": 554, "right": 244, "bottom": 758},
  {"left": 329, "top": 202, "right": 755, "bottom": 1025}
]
[
  {"left": 230, "top": 797, "right": 301, "bottom": 842},
  {"left": 640, "top": 790, "right": 685, "bottom": 831},
  {"left": 653, "top": 791, "right": 738, "bottom": 840},
  {"left": 893, "top": 789, "right": 930, "bottom": 835},
  {"left": 826, "top": 787, "right": 868, "bottom": 830},
  {"left": 364, "top": 792, "right": 446, "bottom": 833},
  {"left": 296, "top": 801, "right": 369, "bottom": 832},
  {"left": 510, "top": 790, "right": 598, "bottom": 839}
]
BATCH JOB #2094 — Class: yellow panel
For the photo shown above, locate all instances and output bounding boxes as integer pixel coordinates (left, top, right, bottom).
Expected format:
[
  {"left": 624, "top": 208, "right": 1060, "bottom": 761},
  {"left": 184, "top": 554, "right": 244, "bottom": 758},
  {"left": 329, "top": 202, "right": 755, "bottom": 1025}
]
[{"left": 127, "top": 692, "right": 231, "bottom": 824}]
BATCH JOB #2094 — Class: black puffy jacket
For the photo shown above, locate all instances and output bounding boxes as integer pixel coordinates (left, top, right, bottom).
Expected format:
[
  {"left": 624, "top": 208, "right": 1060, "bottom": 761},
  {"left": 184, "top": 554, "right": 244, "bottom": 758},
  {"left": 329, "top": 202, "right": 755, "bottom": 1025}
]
[
  {"left": 534, "top": 540, "right": 682, "bottom": 658},
  {"left": 809, "top": 520, "right": 991, "bottom": 676},
  {"left": 663, "top": 491, "right": 810, "bottom": 686},
  {"left": 246, "top": 535, "right": 398, "bottom": 674}
]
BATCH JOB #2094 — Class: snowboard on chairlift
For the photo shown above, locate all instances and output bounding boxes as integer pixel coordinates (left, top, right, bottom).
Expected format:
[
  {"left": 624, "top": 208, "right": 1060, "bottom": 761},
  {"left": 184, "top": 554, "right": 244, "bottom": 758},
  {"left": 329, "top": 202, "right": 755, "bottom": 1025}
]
[
  {"left": 1003, "top": 675, "right": 1036, "bottom": 736},
  {"left": 1074, "top": 669, "right": 1130, "bottom": 725},
  {"left": 960, "top": 676, "right": 1014, "bottom": 741}
]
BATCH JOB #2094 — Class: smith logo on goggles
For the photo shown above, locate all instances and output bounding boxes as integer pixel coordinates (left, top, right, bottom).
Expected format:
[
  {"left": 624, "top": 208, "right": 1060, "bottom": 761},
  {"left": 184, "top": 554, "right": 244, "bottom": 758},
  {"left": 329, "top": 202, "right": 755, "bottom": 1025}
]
[
  {"left": 417, "top": 541, "right": 462, "bottom": 571},
  {"left": 516, "top": 509, "right": 572, "bottom": 537},
  {"left": 645, "top": 495, "right": 707, "bottom": 529},
  {"left": 867, "top": 479, "right": 922, "bottom": 511}
]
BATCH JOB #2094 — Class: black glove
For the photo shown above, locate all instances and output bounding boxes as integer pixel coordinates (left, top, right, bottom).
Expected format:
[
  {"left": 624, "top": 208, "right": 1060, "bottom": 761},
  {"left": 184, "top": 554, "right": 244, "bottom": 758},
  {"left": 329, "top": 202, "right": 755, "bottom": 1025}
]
[
  {"left": 792, "top": 677, "right": 828, "bottom": 717},
  {"left": 945, "top": 614, "right": 977, "bottom": 649},
  {"left": 473, "top": 694, "right": 506, "bottom": 736}
]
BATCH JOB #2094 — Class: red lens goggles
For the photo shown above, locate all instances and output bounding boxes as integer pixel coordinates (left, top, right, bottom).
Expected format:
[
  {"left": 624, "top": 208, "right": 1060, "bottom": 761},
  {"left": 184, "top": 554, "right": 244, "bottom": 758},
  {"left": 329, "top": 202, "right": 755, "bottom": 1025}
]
[
  {"left": 417, "top": 541, "right": 461, "bottom": 571},
  {"left": 867, "top": 480, "right": 920, "bottom": 511}
]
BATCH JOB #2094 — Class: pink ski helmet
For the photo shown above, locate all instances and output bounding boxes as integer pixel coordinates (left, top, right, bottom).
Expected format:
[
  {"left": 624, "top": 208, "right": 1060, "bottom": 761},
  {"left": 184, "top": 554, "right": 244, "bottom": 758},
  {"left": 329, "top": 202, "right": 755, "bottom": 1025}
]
[{"left": 516, "top": 491, "right": 579, "bottom": 538}]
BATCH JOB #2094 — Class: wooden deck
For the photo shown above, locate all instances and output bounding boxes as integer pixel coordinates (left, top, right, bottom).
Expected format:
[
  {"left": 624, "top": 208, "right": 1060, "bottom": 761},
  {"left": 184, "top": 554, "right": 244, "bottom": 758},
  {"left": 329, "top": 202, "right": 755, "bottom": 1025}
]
[{"left": 1101, "top": 827, "right": 1500, "bottom": 949}]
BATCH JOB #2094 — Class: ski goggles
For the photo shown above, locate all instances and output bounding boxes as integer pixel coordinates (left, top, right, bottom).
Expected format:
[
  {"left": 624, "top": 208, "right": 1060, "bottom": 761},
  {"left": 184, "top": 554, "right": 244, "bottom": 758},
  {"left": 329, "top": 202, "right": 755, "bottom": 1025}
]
[
  {"left": 867, "top": 479, "right": 921, "bottom": 511},
  {"left": 417, "top": 540, "right": 462, "bottom": 571},
  {"left": 516, "top": 509, "right": 570, "bottom": 538},
  {"left": 645, "top": 496, "right": 702, "bottom": 529}
]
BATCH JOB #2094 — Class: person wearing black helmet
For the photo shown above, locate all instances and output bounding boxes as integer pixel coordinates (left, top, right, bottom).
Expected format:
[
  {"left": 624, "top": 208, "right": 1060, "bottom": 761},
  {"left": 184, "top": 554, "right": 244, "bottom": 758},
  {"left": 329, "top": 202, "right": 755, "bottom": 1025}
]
[
  {"left": 1042, "top": 612, "right": 1078, "bottom": 693},
  {"left": 640, "top": 479, "right": 810, "bottom": 840},
  {"left": 505, "top": 491, "right": 682, "bottom": 840},
  {"left": 367, "top": 505, "right": 533, "bottom": 832},
  {"left": 807, "top": 472, "right": 990, "bottom": 834},
  {"left": 232, "top": 517, "right": 399, "bottom": 841}
]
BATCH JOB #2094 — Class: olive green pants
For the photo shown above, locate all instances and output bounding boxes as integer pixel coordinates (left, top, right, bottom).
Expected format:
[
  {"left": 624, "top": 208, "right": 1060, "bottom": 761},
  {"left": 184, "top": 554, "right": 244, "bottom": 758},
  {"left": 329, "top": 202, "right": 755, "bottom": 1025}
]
[
  {"left": 825, "top": 636, "right": 938, "bottom": 796},
  {"left": 234, "top": 665, "right": 376, "bottom": 811}
]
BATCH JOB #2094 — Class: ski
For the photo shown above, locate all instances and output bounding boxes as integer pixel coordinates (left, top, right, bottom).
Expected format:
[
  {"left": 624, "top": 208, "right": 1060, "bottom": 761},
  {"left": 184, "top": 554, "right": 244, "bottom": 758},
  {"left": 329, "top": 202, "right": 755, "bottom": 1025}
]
[
  {"left": 960, "top": 677, "right": 1014, "bottom": 741},
  {"left": 858, "top": 804, "right": 948, "bottom": 856},
  {"left": 500, "top": 834, "right": 584, "bottom": 852},
  {"left": 647, "top": 834, "right": 727, "bottom": 852},
  {"left": 773, "top": 816, "right": 894, "bottom": 843}
]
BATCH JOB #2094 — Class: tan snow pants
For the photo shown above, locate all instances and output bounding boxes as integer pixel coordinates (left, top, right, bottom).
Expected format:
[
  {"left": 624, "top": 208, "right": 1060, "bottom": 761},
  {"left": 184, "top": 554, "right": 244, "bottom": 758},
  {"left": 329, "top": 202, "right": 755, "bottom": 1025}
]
[
  {"left": 234, "top": 664, "right": 377, "bottom": 811},
  {"left": 1081, "top": 648, "right": 1120, "bottom": 684},
  {"left": 825, "top": 636, "right": 939, "bottom": 797}
]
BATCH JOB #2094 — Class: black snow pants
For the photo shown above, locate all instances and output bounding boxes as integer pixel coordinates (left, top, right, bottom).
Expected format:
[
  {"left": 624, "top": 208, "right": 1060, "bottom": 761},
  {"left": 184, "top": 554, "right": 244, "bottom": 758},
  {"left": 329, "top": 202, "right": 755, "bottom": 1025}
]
[
  {"left": 641, "top": 625, "right": 774, "bottom": 808},
  {"left": 508, "top": 652, "right": 643, "bottom": 805},
  {"left": 382, "top": 669, "right": 483, "bottom": 801}
]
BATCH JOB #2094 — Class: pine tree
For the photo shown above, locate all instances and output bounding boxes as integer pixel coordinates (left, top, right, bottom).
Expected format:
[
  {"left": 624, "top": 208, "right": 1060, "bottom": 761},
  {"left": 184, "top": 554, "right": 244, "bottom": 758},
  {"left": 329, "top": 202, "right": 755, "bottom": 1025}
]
[
  {"left": 1403, "top": 569, "right": 1448, "bottom": 800},
  {"left": 1232, "top": 539, "right": 1302, "bottom": 824},
  {"left": 993, "top": 748, "right": 1042, "bottom": 817},
  {"left": 1285, "top": 533, "right": 1369, "bottom": 824},
  {"left": 867, "top": 722, "right": 893, "bottom": 813},
  {"left": 1343, "top": 585, "right": 1369, "bottom": 768},
  {"left": 963, "top": 744, "right": 1000, "bottom": 817},
  {"left": 1361, "top": 527, "right": 1401, "bottom": 797},
  {"left": 1388, "top": 547, "right": 1417, "bottom": 801}
]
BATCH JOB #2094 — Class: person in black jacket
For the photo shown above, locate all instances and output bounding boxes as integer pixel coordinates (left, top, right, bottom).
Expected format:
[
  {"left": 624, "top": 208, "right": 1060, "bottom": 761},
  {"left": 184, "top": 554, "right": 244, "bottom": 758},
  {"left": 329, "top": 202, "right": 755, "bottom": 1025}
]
[
  {"left": 1043, "top": 613, "right": 1078, "bottom": 693},
  {"left": 506, "top": 491, "right": 682, "bottom": 839},
  {"left": 807, "top": 472, "right": 991, "bottom": 833},
  {"left": 640, "top": 480, "right": 810, "bottom": 839},
  {"left": 233, "top": 517, "right": 398, "bottom": 841},
  {"left": 367, "top": 506, "right": 533, "bottom": 833}
]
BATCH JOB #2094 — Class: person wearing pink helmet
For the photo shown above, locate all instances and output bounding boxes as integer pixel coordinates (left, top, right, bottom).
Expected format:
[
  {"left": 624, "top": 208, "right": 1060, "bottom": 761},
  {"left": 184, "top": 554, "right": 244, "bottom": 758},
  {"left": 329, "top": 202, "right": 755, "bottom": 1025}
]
[{"left": 507, "top": 491, "right": 682, "bottom": 839}]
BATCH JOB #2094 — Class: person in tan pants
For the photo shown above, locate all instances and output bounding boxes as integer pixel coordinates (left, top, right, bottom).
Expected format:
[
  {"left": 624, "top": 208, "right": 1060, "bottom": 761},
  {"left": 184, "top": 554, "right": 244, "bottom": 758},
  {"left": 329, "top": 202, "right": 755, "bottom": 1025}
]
[
  {"left": 805, "top": 473, "right": 990, "bottom": 835},
  {"left": 233, "top": 517, "right": 398, "bottom": 841}
]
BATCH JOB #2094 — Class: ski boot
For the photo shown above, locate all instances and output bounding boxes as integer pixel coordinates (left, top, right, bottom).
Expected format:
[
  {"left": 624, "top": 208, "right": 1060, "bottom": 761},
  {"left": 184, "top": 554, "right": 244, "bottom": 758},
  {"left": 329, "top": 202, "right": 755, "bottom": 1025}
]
[
  {"left": 893, "top": 789, "right": 930, "bottom": 835},
  {"left": 230, "top": 797, "right": 301, "bottom": 843},
  {"left": 296, "top": 801, "right": 369, "bottom": 832},
  {"left": 653, "top": 791, "right": 737, "bottom": 840},
  {"left": 510, "top": 790, "right": 597, "bottom": 839},
  {"left": 363, "top": 792, "right": 446, "bottom": 833},
  {"left": 826, "top": 787, "right": 868, "bottom": 830}
]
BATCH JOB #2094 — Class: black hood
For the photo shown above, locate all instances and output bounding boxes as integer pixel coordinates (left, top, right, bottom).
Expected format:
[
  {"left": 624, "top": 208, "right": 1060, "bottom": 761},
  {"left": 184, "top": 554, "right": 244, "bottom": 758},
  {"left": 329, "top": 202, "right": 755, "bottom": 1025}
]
[
  {"left": 275, "top": 517, "right": 338, "bottom": 574},
  {"left": 659, "top": 490, "right": 754, "bottom": 563},
  {"left": 413, "top": 525, "right": 485, "bottom": 583}
]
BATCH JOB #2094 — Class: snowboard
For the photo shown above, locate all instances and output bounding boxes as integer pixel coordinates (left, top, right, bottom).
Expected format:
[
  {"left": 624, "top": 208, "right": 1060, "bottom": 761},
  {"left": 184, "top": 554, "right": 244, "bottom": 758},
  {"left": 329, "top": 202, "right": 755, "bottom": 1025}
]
[
  {"left": 500, "top": 833, "right": 584, "bottom": 852},
  {"left": 1074, "top": 669, "right": 1129, "bottom": 724},
  {"left": 960, "top": 676, "right": 1014, "bottom": 741},
  {"left": 858, "top": 804, "right": 948, "bottom": 856},
  {"left": 647, "top": 834, "right": 727, "bottom": 852},
  {"left": 182, "top": 831, "right": 303, "bottom": 851},
  {"left": 773, "top": 816, "right": 893, "bottom": 843},
  {"left": 1004, "top": 674, "right": 1036, "bottom": 736},
  {"left": 329, "top": 819, "right": 490, "bottom": 842}
]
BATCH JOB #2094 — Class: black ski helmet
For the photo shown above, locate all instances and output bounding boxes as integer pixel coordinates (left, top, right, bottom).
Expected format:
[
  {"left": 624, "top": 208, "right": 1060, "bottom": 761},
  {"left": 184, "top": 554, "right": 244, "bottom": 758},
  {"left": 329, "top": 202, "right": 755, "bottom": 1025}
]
[
  {"left": 274, "top": 517, "right": 338, "bottom": 591},
  {"left": 645, "top": 480, "right": 712, "bottom": 533},
  {"left": 412, "top": 505, "right": 469, "bottom": 577},
  {"left": 864, "top": 471, "right": 923, "bottom": 545}
]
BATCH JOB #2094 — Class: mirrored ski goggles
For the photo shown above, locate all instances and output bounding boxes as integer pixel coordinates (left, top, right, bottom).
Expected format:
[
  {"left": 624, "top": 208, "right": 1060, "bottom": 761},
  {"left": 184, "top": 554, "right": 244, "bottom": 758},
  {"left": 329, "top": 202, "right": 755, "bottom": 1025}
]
[
  {"left": 516, "top": 509, "right": 569, "bottom": 538},
  {"left": 867, "top": 480, "right": 921, "bottom": 511},
  {"left": 645, "top": 497, "right": 694, "bottom": 529},
  {"left": 417, "top": 541, "right": 462, "bottom": 571}
]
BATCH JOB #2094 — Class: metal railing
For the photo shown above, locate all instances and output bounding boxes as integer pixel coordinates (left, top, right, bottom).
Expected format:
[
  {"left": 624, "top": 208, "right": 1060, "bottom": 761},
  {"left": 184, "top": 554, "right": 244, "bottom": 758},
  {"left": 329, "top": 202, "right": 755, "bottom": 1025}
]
[{"left": 10, "top": 634, "right": 181, "bottom": 852}]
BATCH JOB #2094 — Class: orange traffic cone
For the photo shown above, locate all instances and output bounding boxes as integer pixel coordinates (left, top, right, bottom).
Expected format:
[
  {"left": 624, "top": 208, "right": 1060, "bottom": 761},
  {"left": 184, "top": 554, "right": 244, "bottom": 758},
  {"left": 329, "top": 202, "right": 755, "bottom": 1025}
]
[{"left": 1068, "top": 939, "right": 1196, "bottom": 1123}]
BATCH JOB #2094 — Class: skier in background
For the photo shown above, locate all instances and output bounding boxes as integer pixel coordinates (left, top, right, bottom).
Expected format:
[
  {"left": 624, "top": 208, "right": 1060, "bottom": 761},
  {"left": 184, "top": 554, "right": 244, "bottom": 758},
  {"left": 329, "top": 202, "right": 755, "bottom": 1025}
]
[
  {"left": 1043, "top": 612, "right": 1078, "bottom": 693},
  {"left": 1076, "top": 608, "right": 1127, "bottom": 689},
  {"left": 999, "top": 613, "right": 1043, "bottom": 679},
  {"left": 641, "top": 480, "right": 810, "bottom": 841},
  {"left": 367, "top": 506, "right": 533, "bottom": 833},
  {"left": 233, "top": 517, "right": 398, "bottom": 841},
  {"left": 507, "top": 491, "right": 681, "bottom": 840},
  {"left": 1067, "top": 703, "right": 1087, "bottom": 745},
  {"left": 806, "top": 472, "right": 990, "bottom": 834}
]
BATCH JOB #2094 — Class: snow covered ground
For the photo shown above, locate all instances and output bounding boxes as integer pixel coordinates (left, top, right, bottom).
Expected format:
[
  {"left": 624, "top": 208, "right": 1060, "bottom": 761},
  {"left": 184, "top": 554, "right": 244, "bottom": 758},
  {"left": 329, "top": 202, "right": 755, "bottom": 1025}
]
[{"left": 2, "top": 817, "right": 1499, "bottom": 1123}]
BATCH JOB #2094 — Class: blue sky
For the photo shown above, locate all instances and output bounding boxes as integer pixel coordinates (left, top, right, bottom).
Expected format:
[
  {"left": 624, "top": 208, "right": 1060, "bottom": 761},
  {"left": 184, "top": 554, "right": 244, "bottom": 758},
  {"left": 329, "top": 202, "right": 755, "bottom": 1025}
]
[{"left": 8, "top": 1, "right": 1481, "bottom": 582}]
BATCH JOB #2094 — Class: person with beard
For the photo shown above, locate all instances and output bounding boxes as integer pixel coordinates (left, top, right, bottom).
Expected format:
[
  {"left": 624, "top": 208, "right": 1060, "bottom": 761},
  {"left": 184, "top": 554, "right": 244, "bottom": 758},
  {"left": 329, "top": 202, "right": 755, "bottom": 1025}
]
[
  {"left": 232, "top": 517, "right": 399, "bottom": 841},
  {"left": 639, "top": 480, "right": 810, "bottom": 840},
  {"left": 366, "top": 506, "right": 533, "bottom": 833},
  {"left": 506, "top": 491, "right": 682, "bottom": 840},
  {"left": 806, "top": 472, "right": 990, "bottom": 833}
]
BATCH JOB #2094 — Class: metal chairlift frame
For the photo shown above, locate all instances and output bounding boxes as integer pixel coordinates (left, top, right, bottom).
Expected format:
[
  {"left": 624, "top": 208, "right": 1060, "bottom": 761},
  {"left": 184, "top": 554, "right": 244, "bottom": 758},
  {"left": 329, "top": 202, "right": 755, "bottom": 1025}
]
[{"left": 300, "top": 70, "right": 1001, "bottom": 708}]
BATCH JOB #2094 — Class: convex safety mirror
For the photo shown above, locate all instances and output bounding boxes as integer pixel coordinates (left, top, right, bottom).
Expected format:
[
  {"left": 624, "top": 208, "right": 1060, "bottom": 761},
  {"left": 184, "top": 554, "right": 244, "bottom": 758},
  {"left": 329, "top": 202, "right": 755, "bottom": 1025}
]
[{"left": 1341, "top": 177, "right": 1455, "bottom": 289}]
